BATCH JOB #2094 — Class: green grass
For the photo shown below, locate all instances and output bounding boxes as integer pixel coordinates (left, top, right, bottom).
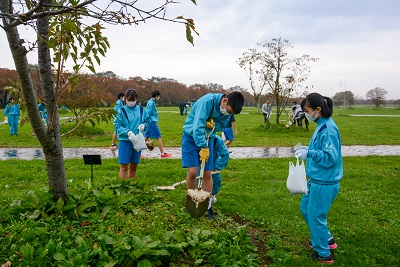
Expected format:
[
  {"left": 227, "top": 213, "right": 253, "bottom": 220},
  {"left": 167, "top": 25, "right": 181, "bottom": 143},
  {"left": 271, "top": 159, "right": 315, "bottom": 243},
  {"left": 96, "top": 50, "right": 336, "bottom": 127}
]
[
  {"left": 1, "top": 105, "right": 400, "bottom": 147},
  {"left": 0, "top": 157, "right": 399, "bottom": 266}
]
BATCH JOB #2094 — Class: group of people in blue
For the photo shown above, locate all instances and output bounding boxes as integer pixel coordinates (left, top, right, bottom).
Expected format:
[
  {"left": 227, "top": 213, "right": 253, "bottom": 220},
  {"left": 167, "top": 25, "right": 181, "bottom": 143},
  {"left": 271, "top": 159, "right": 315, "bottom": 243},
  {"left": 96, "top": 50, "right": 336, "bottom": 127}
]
[
  {"left": 179, "top": 91, "right": 342, "bottom": 263},
  {"left": 3, "top": 89, "right": 342, "bottom": 264},
  {"left": 3, "top": 97, "right": 48, "bottom": 135},
  {"left": 112, "top": 89, "right": 173, "bottom": 182}
]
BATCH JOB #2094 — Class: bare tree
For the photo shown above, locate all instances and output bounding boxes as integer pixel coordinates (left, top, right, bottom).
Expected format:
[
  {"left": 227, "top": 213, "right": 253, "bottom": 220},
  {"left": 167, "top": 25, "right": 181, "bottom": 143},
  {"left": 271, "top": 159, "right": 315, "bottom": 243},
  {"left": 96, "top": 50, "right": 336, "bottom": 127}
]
[
  {"left": 0, "top": 0, "right": 197, "bottom": 202},
  {"left": 333, "top": 91, "right": 355, "bottom": 107},
  {"left": 366, "top": 87, "right": 388, "bottom": 108},
  {"left": 238, "top": 37, "right": 318, "bottom": 123}
]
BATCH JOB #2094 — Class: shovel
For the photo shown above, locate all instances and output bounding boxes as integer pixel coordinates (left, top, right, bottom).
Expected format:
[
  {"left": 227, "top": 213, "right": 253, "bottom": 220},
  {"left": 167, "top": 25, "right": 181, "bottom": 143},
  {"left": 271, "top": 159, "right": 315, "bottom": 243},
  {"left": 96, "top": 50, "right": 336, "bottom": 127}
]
[
  {"left": 186, "top": 157, "right": 211, "bottom": 218},
  {"left": 157, "top": 171, "right": 220, "bottom": 191}
]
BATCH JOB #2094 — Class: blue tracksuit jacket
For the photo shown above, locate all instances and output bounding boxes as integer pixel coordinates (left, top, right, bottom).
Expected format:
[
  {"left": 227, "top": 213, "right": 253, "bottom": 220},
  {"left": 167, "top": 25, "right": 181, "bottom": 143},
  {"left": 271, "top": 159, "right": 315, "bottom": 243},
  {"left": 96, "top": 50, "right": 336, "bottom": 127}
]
[
  {"left": 306, "top": 117, "right": 343, "bottom": 184},
  {"left": 114, "top": 105, "right": 151, "bottom": 142},
  {"left": 183, "top": 93, "right": 231, "bottom": 148}
]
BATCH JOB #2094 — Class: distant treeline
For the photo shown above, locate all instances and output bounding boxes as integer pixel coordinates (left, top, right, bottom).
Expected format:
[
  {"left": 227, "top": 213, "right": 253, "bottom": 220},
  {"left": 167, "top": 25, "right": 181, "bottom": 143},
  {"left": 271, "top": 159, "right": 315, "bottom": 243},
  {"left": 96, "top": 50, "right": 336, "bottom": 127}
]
[{"left": 0, "top": 68, "right": 255, "bottom": 108}]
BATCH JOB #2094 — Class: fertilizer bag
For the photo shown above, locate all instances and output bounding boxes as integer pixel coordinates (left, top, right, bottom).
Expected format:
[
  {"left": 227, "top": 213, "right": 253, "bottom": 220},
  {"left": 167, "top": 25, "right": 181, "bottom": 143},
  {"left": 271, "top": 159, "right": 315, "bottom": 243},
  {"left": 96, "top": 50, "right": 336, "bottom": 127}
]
[{"left": 286, "top": 158, "right": 307, "bottom": 195}]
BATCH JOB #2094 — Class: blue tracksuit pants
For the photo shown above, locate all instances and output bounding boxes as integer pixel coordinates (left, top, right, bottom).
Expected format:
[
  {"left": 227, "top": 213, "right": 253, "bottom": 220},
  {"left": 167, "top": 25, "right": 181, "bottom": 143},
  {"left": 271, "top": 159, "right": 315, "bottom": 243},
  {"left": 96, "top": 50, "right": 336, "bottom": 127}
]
[
  {"left": 8, "top": 114, "right": 19, "bottom": 135},
  {"left": 300, "top": 181, "right": 340, "bottom": 257}
]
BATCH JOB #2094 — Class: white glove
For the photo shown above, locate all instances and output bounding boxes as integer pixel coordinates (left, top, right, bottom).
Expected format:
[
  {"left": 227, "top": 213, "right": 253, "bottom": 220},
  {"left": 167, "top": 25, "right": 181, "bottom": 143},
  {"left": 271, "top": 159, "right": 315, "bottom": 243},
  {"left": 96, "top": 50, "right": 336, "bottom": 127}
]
[
  {"left": 295, "top": 149, "right": 308, "bottom": 160},
  {"left": 127, "top": 131, "right": 137, "bottom": 145},
  {"left": 294, "top": 143, "right": 308, "bottom": 151},
  {"left": 137, "top": 124, "right": 145, "bottom": 131}
]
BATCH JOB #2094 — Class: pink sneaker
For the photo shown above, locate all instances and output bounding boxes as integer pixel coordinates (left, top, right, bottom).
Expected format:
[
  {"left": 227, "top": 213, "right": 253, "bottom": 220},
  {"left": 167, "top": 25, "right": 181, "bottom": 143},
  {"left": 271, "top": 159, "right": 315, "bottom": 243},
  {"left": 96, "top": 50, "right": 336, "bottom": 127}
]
[
  {"left": 308, "top": 238, "right": 337, "bottom": 250},
  {"left": 160, "top": 153, "right": 172, "bottom": 158}
]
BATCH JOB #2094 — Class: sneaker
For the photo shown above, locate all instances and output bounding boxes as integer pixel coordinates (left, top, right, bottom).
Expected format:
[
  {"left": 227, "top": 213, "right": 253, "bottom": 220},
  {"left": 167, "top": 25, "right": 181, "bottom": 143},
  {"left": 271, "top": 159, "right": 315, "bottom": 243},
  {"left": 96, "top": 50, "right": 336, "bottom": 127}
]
[
  {"left": 308, "top": 238, "right": 337, "bottom": 250},
  {"left": 160, "top": 153, "right": 172, "bottom": 158},
  {"left": 208, "top": 207, "right": 218, "bottom": 216},
  {"left": 204, "top": 208, "right": 215, "bottom": 220},
  {"left": 140, "top": 155, "right": 146, "bottom": 159},
  {"left": 308, "top": 251, "right": 334, "bottom": 264},
  {"left": 211, "top": 195, "right": 217, "bottom": 203},
  {"left": 110, "top": 144, "right": 118, "bottom": 151}
]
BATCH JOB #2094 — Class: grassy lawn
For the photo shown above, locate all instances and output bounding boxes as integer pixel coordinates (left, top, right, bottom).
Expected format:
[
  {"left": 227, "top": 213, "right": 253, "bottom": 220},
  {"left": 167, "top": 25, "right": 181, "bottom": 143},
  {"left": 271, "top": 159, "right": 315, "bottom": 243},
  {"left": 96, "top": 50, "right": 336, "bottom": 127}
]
[
  {"left": 0, "top": 157, "right": 399, "bottom": 266},
  {"left": 1, "top": 105, "right": 400, "bottom": 147},
  {"left": 0, "top": 105, "right": 399, "bottom": 266}
]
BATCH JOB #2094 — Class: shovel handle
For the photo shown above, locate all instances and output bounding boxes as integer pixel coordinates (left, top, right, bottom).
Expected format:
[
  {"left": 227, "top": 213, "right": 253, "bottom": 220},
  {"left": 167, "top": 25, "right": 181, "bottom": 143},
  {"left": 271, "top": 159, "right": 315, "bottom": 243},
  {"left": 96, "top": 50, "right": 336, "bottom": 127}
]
[
  {"left": 198, "top": 157, "right": 206, "bottom": 189},
  {"left": 197, "top": 124, "right": 215, "bottom": 190}
]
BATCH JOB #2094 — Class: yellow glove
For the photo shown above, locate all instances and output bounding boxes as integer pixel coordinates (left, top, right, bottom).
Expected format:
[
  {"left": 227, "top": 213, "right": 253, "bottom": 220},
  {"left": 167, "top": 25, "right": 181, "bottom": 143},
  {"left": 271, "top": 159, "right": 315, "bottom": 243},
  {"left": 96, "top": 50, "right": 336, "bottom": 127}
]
[
  {"left": 199, "top": 148, "right": 210, "bottom": 162},
  {"left": 206, "top": 118, "right": 214, "bottom": 129}
]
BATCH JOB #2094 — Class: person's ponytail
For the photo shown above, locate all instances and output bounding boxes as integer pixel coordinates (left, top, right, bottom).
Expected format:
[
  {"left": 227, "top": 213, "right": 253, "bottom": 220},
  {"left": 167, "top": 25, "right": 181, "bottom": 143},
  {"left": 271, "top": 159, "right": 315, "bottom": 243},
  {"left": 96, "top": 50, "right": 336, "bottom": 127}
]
[{"left": 322, "top": 97, "right": 333, "bottom": 117}]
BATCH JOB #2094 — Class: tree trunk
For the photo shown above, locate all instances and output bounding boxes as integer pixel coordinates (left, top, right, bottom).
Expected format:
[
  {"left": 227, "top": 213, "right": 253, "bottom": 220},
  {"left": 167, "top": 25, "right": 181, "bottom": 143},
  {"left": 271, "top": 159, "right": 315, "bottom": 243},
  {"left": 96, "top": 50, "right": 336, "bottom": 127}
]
[
  {"left": 37, "top": 2, "right": 68, "bottom": 202},
  {"left": 1, "top": 0, "right": 68, "bottom": 202}
]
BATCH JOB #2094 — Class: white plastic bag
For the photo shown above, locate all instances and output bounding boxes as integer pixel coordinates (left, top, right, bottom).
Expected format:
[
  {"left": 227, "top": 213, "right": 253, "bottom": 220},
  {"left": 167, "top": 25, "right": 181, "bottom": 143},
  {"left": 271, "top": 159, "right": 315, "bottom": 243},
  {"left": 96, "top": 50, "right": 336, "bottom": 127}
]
[
  {"left": 133, "top": 131, "right": 147, "bottom": 152},
  {"left": 286, "top": 157, "right": 307, "bottom": 195}
]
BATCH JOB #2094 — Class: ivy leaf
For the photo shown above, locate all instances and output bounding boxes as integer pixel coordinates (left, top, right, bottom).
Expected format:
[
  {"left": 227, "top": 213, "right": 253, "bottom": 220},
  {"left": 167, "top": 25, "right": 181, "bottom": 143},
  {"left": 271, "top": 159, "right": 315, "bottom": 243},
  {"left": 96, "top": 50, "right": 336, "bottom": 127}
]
[
  {"left": 138, "top": 259, "right": 152, "bottom": 267},
  {"left": 101, "top": 205, "right": 113, "bottom": 219},
  {"left": 53, "top": 252, "right": 65, "bottom": 261}
]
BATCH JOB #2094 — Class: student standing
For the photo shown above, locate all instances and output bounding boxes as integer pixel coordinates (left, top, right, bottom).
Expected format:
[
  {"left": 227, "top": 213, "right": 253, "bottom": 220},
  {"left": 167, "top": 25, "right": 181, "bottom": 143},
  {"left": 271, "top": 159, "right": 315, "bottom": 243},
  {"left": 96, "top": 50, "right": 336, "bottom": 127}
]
[
  {"left": 222, "top": 114, "right": 238, "bottom": 148},
  {"left": 38, "top": 102, "right": 48, "bottom": 125},
  {"left": 182, "top": 91, "right": 244, "bottom": 195},
  {"left": 144, "top": 90, "right": 172, "bottom": 158},
  {"left": 179, "top": 100, "right": 186, "bottom": 116},
  {"left": 262, "top": 100, "right": 272, "bottom": 125},
  {"left": 4, "top": 97, "right": 21, "bottom": 135},
  {"left": 110, "top": 92, "right": 125, "bottom": 150},
  {"left": 114, "top": 89, "right": 150, "bottom": 182},
  {"left": 295, "top": 92, "right": 342, "bottom": 264}
]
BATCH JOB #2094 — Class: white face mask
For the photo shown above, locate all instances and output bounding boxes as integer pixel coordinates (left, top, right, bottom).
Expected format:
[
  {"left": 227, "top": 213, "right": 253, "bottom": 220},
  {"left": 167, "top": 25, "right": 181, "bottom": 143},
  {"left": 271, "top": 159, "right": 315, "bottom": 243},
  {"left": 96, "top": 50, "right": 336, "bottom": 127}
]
[
  {"left": 220, "top": 105, "right": 229, "bottom": 115},
  {"left": 126, "top": 100, "right": 136, "bottom": 108},
  {"left": 305, "top": 110, "right": 319, "bottom": 122}
]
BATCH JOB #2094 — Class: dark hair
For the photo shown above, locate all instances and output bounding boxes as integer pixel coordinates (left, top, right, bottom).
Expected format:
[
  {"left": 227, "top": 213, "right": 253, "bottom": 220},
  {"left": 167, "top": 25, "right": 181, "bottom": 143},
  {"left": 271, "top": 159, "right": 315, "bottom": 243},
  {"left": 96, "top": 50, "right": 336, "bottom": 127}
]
[
  {"left": 226, "top": 91, "right": 244, "bottom": 114},
  {"left": 124, "top": 89, "right": 138, "bottom": 102},
  {"left": 301, "top": 92, "right": 333, "bottom": 118},
  {"left": 117, "top": 92, "right": 125, "bottom": 99},
  {"left": 151, "top": 90, "right": 160, "bottom": 98}
]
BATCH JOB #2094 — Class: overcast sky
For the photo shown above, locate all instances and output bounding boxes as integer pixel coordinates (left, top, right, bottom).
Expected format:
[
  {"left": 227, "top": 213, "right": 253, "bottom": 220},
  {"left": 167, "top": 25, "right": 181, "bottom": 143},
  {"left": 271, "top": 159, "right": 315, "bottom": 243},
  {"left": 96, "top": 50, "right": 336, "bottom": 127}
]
[{"left": 1, "top": 0, "right": 400, "bottom": 99}]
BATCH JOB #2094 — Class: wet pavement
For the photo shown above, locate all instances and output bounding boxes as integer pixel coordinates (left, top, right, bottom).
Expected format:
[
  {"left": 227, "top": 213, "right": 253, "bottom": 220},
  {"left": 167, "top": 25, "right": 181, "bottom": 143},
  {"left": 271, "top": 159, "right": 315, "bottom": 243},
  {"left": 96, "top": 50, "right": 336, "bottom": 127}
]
[{"left": 0, "top": 145, "right": 399, "bottom": 160}]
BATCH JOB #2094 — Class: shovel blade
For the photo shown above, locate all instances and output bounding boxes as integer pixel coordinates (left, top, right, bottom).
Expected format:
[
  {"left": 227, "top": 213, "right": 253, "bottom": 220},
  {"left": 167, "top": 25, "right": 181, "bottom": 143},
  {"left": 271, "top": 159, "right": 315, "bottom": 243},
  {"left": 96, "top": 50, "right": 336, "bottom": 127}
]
[{"left": 186, "top": 193, "right": 210, "bottom": 218}]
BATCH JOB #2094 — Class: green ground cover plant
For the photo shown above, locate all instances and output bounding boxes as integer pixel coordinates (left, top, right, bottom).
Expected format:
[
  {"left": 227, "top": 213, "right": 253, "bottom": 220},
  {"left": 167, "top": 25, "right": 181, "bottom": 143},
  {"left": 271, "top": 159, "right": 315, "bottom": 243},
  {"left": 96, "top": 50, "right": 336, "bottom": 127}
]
[
  {"left": 0, "top": 156, "right": 399, "bottom": 266},
  {"left": 1, "top": 105, "right": 399, "bottom": 148}
]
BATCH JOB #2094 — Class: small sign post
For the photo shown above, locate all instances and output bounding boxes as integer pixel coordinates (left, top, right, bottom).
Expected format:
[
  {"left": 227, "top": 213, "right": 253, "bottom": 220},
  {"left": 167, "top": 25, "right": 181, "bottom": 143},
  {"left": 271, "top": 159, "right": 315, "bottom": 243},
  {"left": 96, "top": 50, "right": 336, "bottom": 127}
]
[{"left": 83, "top": 155, "right": 102, "bottom": 181}]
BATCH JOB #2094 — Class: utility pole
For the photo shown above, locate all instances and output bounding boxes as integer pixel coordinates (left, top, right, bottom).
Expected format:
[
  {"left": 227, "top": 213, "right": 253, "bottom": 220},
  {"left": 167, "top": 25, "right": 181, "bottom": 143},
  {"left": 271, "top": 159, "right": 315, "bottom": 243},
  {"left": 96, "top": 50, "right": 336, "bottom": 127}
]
[{"left": 340, "top": 81, "right": 346, "bottom": 114}]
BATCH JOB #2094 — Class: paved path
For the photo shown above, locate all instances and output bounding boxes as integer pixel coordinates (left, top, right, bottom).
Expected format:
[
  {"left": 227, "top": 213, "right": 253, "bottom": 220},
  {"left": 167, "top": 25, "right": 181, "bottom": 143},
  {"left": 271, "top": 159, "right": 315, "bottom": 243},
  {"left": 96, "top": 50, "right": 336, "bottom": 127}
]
[{"left": 0, "top": 145, "right": 399, "bottom": 160}]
